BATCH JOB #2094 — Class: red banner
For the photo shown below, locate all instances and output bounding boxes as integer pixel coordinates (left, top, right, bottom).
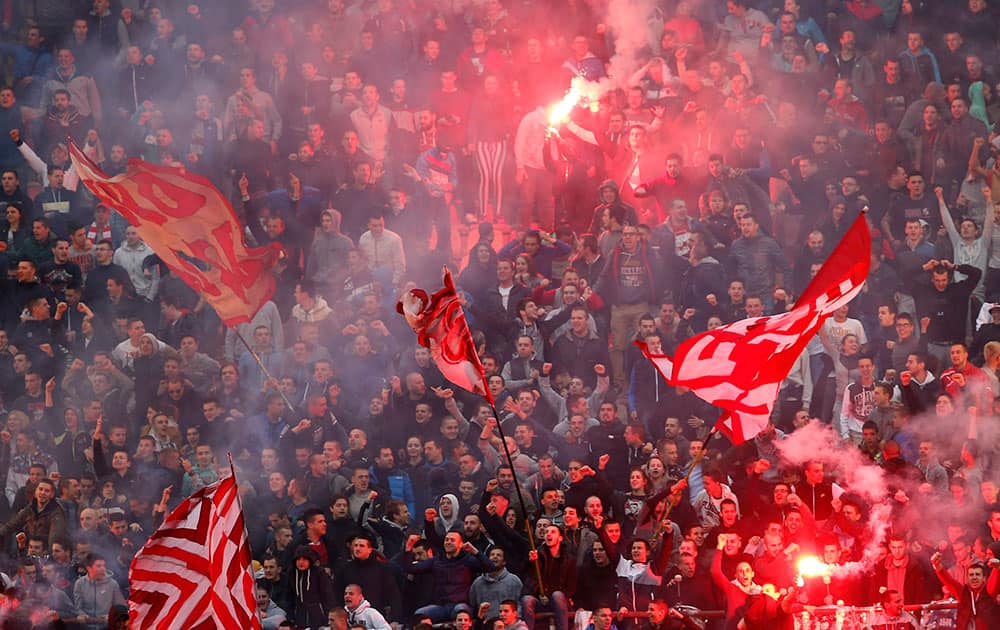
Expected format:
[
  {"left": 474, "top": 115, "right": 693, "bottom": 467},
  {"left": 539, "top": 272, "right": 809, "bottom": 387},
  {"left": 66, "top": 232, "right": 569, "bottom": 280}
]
[
  {"left": 638, "top": 213, "right": 871, "bottom": 443},
  {"left": 69, "top": 143, "right": 281, "bottom": 326},
  {"left": 397, "top": 267, "right": 492, "bottom": 402}
]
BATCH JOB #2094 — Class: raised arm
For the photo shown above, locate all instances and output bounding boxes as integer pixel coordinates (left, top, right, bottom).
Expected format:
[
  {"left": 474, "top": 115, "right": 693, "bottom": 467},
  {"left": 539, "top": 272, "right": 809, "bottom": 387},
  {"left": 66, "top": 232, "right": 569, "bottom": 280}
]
[
  {"left": 710, "top": 540, "right": 731, "bottom": 592},
  {"left": 931, "top": 552, "right": 965, "bottom": 598},
  {"left": 934, "top": 186, "right": 960, "bottom": 247}
]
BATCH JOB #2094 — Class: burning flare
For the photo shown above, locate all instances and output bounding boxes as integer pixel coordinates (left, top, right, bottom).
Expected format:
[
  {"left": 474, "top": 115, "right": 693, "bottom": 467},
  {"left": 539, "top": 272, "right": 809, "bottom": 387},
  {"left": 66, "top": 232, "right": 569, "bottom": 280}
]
[
  {"left": 796, "top": 555, "right": 831, "bottom": 586},
  {"left": 547, "top": 83, "right": 582, "bottom": 129}
]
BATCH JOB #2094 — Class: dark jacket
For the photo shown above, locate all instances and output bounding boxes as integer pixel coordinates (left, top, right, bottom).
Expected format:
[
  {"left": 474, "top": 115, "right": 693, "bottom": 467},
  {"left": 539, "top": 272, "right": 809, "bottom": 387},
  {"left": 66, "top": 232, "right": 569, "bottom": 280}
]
[
  {"left": 403, "top": 548, "right": 495, "bottom": 605},
  {"left": 574, "top": 553, "right": 617, "bottom": 609},
  {"left": 288, "top": 546, "right": 338, "bottom": 628},
  {"left": 523, "top": 542, "right": 577, "bottom": 597},
  {"left": 335, "top": 553, "right": 403, "bottom": 621},
  {"left": 871, "top": 554, "right": 930, "bottom": 605},
  {"left": 563, "top": 470, "right": 613, "bottom": 514},
  {"left": 933, "top": 563, "right": 1000, "bottom": 630},
  {"left": 915, "top": 265, "right": 982, "bottom": 345},
  {"left": 551, "top": 329, "right": 610, "bottom": 389},
  {"left": 0, "top": 498, "right": 67, "bottom": 547}
]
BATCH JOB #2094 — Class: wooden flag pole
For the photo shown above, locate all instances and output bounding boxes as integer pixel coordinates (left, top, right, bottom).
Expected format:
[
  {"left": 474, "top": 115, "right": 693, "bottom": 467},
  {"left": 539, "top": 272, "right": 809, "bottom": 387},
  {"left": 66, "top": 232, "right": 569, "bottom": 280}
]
[{"left": 488, "top": 401, "right": 546, "bottom": 599}]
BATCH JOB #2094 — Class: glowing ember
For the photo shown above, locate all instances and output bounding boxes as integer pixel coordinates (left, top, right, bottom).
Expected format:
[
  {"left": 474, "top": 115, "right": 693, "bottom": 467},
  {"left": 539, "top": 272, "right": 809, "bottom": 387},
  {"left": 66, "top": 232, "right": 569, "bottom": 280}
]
[{"left": 797, "top": 556, "right": 830, "bottom": 578}]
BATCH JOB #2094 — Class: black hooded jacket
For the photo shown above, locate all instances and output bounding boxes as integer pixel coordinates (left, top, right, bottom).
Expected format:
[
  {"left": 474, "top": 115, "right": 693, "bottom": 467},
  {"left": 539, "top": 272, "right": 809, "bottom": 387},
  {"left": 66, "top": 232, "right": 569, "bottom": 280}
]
[{"left": 288, "top": 546, "right": 338, "bottom": 628}]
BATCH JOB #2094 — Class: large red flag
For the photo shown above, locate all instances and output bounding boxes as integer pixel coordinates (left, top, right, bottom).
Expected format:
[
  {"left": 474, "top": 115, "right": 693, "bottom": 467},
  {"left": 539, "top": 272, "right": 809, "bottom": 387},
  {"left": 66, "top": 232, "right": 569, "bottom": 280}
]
[
  {"left": 637, "top": 213, "right": 871, "bottom": 443},
  {"left": 397, "top": 267, "right": 492, "bottom": 402},
  {"left": 69, "top": 142, "right": 281, "bottom": 326},
  {"left": 129, "top": 476, "right": 260, "bottom": 630}
]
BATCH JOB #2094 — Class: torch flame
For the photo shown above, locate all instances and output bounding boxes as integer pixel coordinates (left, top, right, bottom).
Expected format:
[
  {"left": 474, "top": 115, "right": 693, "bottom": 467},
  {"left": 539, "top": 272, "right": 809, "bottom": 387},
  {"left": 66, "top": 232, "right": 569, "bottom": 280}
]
[
  {"left": 796, "top": 556, "right": 830, "bottom": 578},
  {"left": 547, "top": 80, "right": 584, "bottom": 129}
]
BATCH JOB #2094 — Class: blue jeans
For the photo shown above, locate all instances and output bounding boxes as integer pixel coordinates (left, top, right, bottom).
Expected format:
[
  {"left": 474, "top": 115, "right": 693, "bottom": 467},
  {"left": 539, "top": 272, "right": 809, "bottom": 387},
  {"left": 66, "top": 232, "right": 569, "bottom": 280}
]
[
  {"left": 414, "top": 603, "right": 471, "bottom": 623},
  {"left": 521, "top": 591, "right": 569, "bottom": 630}
]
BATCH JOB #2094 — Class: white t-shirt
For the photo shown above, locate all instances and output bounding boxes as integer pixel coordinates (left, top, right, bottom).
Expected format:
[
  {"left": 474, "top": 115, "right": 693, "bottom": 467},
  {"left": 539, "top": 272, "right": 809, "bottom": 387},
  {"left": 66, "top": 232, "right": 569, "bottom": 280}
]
[
  {"left": 822, "top": 317, "right": 867, "bottom": 355},
  {"left": 499, "top": 285, "right": 513, "bottom": 310}
]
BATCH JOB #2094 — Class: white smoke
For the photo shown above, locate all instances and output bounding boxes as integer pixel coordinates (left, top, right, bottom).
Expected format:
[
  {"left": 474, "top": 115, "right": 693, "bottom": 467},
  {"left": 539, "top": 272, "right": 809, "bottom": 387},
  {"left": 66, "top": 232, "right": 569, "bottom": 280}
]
[
  {"left": 557, "top": 0, "right": 660, "bottom": 107},
  {"left": 777, "top": 421, "right": 892, "bottom": 577},
  {"left": 605, "top": 0, "right": 660, "bottom": 85}
]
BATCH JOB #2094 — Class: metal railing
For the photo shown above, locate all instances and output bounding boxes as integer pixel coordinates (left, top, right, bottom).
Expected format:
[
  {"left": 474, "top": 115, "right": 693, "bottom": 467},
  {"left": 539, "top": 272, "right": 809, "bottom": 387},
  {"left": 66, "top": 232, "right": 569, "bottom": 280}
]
[{"left": 431, "top": 600, "right": 959, "bottom": 629}]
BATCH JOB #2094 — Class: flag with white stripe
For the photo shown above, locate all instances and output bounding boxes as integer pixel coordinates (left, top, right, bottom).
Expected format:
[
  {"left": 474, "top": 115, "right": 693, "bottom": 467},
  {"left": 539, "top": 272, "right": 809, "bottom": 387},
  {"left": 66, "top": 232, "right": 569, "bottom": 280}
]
[
  {"left": 128, "top": 476, "right": 260, "bottom": 629},
  {"left": 637, "top": 212, "right": 871, "bottom": 443}
]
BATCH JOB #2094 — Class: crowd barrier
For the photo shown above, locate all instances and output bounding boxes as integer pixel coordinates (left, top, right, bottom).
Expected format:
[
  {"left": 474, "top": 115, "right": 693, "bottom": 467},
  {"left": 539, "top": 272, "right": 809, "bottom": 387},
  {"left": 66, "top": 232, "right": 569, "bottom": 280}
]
[{"left": 432, "top": 601, "right": 960, "bottom": 629}]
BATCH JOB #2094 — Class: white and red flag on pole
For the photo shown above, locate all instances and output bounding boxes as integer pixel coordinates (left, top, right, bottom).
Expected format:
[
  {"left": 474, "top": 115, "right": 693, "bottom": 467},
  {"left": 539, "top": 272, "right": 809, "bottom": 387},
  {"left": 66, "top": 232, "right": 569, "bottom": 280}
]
[
  {"left": 128, "top": 476, "right": 260, "bottom": 630},
  {"left": 397, "top": 267, "right": 492, "bottom": 402},
  {"left": 637, "top": 212, "right": 871, "bottom": 443},
  {"left": 68, "top": 142, "right": 281, "bottom": 326}
]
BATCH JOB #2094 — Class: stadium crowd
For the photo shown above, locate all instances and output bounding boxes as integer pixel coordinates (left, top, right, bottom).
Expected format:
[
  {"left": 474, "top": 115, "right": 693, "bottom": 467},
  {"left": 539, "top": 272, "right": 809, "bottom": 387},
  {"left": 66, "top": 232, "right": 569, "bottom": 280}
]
[{"left": 3, "top": 0, "right": 1000, "bottom": 628}]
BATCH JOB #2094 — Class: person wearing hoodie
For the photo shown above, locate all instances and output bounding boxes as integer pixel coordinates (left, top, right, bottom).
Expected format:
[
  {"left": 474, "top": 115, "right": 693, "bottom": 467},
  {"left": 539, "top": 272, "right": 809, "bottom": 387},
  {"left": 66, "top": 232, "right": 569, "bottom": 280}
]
[
  {"left": 575, "top": 539, "right": 618, "bottom": 611},
  {"left": 678, "top": 232, "right": 726, "bottom": 331},
  {"left": 497, "top": 599, "right": 531, "bottom": 630},
  {"left": 589, "top": 180, "right": 638, "bottom": 236},
  {"left": 427, "top": 494, "right": 462, "bottom": 541},
  {"left": 468, "top": 547, "right": 523, "bottom": 615},
  {"left": 459, "top": 242, "right": 499, "bottom": 302},
  {"left": 306, "top": 209, "right": 353, "bottom": 298},
  {"left": 72, "top": 554, "right": 125, "bottom": 630},
  {"left": 290, "top": 280, "right": 334, "bottom": 328},
  {"left": 257, "top": 585, "right": 289, "bottom": 630},
  {"left": 112, "top": 227, "right": 158, "bottom": 301},
  {"left": 344, "top": 583, "right": 392, "bottom": 630},
  {"left": 289, "top": 546, "right": 338, "bottom": 629}
]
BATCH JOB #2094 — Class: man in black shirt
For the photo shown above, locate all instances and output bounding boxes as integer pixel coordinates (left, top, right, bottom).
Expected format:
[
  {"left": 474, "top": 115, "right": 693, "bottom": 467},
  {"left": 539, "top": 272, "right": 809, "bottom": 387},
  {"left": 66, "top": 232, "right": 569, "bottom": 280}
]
[{"left": 38, "top": 238, "right": 82, "bottom": 301}]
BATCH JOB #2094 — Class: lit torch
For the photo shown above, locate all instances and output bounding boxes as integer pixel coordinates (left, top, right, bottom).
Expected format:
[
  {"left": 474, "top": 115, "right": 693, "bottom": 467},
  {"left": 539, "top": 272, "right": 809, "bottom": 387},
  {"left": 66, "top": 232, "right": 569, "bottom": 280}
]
[
  {"left": 795, "top": 555, "right": 830, "bottom": 588},
  {"left": 547, "top": 79, "right": 585, "bottom": 134}
]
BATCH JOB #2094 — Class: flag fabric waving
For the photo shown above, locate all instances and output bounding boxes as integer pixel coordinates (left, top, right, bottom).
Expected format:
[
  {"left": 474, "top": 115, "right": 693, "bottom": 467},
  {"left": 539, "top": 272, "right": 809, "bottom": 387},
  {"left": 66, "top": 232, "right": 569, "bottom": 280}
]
[
  {"left": 129, "top": 476, "right": 260, "bottom": 630},
  {"left": 68, "top": 142, "right": 281, "bottom": 326},
  {"left": 637, "top": 212, "right": 871, "bottom": 443},
  {"left": 397, "top": 267, "right": 492, "bottom": 402}
]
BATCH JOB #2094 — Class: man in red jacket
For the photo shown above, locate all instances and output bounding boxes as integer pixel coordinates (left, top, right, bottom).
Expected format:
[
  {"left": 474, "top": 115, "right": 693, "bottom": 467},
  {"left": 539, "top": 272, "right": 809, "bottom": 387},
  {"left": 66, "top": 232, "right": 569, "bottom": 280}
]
[{"left": 931, "top": 553, "right": 1000, "bottom": 629}]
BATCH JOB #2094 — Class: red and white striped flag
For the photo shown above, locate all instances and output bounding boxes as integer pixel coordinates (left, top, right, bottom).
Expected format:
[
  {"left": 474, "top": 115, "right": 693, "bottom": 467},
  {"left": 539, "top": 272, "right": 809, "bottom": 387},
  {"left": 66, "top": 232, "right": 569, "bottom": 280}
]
[
  {"left": 129, "top": 476, "right": 260, "bottom": 630},
  {"left": 397, "top": 267, "right": 492, "bottom": 402},
  {"left": 637, "top": 213, "right": 871, "bottom": 443}
]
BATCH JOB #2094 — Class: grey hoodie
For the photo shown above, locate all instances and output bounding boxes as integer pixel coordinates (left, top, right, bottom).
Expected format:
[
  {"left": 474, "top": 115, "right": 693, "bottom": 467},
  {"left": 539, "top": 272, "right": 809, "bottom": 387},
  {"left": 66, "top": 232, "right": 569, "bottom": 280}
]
[
  {"left": 347, "top": 598, "right": 392, "bottom": 630},
  {"left": 469, "top": 568, "right": 525, "bottom": 613},
  {"left": 73, "top": 574, "right": 126, "bottom": 628},
  {"left": 306, "top": 210, "right": 353, "bottom": 284}
]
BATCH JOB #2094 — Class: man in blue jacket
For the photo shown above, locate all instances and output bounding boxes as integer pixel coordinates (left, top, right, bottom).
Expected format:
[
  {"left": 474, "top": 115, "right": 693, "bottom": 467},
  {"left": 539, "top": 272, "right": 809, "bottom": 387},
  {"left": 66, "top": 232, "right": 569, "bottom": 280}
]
[{"left": 404, "top": 530, "right": 495, "bottom": 622}]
